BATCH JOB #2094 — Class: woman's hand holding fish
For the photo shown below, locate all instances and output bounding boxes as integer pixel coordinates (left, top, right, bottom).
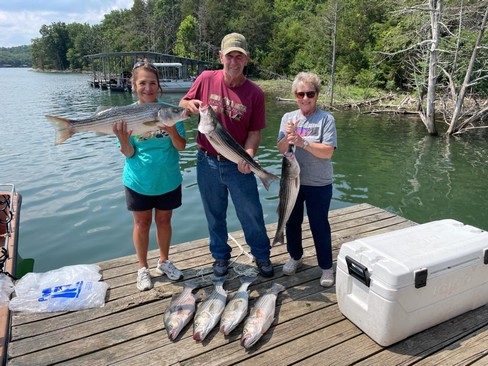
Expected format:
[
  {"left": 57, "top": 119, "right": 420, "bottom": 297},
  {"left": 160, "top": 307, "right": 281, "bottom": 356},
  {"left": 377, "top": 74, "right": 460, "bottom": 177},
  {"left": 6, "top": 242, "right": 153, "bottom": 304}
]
[
  {"left": 284, "top": 119, "right": 296, "bottom": 135},
  {"left": 159, "top": 125, "right": 186, "bottom": 151},
  {"left": 113, "top": 120, "right": 135, "bottom": 158},
  {"left": 285, "top": 118, "right": 304, "bottom": 147}
]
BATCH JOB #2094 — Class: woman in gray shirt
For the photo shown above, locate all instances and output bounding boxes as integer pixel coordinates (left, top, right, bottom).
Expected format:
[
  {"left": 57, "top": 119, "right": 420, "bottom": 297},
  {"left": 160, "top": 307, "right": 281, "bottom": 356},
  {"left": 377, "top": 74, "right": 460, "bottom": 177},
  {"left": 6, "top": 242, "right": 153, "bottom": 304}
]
[{"left": 277, "top": 72, "right": 337, "bottom": 287}]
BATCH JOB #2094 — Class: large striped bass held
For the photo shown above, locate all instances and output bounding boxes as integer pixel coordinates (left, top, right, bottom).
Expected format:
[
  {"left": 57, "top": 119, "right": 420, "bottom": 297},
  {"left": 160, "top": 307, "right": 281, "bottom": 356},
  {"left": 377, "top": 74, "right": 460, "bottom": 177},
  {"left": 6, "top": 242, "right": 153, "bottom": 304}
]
[
  {"left": 193, "top": 277, "right": 228, "bottom": 342},
  {"left": 272, "top": 149, "right": 300, "bottom": 246},
  {"left": 219, "top": 276, "right": 257, "bottom": 336},
  {"left": 240, "top": 282, "right": 286, "bottom": 349},
  {"left": 46, "top": 103, "right": 188, "bottom": 144},
  {"left": 163, "top": 280, "right": 200, "bottom": 341},
  {"left": 198, "top": 105, "right": 279, "bottom": 190}
]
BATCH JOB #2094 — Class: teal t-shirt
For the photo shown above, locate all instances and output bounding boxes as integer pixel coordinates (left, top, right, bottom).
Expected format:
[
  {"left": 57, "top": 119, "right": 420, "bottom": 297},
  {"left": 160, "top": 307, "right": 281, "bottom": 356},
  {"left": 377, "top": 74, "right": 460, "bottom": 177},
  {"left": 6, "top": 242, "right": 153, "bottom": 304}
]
[{"left": 120, "top": 102, "right": 186, "bottom": 196}]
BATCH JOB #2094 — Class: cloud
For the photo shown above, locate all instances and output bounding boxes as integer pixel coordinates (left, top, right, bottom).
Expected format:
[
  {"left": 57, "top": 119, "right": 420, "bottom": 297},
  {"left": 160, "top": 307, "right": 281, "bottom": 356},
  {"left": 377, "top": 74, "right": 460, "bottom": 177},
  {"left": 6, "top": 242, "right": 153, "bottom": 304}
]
[{"left": 0, "top": 0, "right": 133, "bottom": 47}]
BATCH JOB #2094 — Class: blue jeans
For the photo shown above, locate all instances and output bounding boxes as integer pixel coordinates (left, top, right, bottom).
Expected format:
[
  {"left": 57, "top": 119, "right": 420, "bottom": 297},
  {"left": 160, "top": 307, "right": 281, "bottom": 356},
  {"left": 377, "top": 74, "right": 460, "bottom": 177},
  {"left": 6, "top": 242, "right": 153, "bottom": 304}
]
[
  {"left": 196, "top": 150, "right": 271, "bottom": 262},
  {"left": 286, "top": 184, "right": 333, "bottom": 270}
]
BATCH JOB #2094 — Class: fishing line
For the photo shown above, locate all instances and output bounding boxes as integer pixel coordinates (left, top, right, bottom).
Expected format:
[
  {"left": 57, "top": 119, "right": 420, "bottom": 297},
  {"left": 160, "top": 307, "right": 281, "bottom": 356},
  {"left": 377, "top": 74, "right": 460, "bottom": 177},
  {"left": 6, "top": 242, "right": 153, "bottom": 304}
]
[
  {"left": 228, "top": 234, "right": 259, "bottom": 279},
  {"left": 195, "top": 234, "right": 258, "bottom": 283}
]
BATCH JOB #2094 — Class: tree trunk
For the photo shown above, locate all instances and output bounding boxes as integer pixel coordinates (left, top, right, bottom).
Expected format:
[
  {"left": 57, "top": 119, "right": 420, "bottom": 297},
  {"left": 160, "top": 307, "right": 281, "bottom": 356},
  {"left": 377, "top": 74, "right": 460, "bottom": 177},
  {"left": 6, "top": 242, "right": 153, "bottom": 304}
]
[
  {"left": 421, "top": 0, "right": 442, "bottom": 135},
  {"left": 329, "top": 0, "right": 338, "bottom": 108},
  {"left": 447, "top": 5, "right": 488, "bottom": 135}
]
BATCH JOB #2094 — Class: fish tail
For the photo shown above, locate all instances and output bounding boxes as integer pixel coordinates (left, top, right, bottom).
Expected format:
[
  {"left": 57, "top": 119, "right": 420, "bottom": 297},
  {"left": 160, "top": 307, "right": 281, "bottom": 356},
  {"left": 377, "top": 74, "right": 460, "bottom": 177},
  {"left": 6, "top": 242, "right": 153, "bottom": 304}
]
[
  {"left": 259, "top": 171, "right": 280, "bottom": 191},
  {"left": 213, "top": 276, "right": 226, "bottom": 287},
  {"left": 183, "top": 280, "right": 199, "bottom": 290},
  {"left": 271, "top": 282, "right": 286, "bottom": 294},
  {"left": 272, "top": 233, "right": 284, "bottom": 247},
  {"left": 46, "top": 115, "right": 75, "bottom": 144},
  {"left": 240, "top": 276, "right": 257, "bottom": 285}
]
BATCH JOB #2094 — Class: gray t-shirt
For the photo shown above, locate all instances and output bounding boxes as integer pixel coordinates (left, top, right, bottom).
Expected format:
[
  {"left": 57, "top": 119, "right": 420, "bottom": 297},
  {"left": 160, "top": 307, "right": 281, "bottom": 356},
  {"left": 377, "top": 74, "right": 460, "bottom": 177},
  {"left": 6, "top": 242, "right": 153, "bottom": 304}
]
[{"left": 278, "top": 108, "right": 337, "bottom": 186}]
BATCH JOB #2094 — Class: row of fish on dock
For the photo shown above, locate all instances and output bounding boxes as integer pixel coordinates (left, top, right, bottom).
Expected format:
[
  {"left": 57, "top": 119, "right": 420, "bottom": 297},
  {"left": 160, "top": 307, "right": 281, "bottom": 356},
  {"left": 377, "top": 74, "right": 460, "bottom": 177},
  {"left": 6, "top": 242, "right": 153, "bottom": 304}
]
[
  {"left": 164, "top": 276, "right": 286, "bottom": 349},
  {"left": 46, "top": 103, "right": 302, "bottom": 245}
]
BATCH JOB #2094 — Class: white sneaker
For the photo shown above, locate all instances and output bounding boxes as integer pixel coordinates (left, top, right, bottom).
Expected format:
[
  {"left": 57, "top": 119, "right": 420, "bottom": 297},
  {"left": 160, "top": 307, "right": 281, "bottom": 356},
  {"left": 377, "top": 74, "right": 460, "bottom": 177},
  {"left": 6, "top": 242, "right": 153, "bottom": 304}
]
[
  {"left": 156, "top": 259, "right": 183, "bottom": 280},
  {"left": 320, "top": 268, "right": 335, "bottom": 287},
  {"left": 137, "top": 267, "right": 153, "bottom": 291},
  {"left": 282, "top": 257, "right": 302, "bottom": 275}
]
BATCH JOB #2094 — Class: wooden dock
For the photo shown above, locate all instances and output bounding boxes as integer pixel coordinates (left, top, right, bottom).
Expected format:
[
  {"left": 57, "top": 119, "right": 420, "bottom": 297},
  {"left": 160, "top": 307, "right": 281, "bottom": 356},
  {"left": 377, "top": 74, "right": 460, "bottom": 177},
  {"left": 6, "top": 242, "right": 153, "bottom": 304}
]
[{"left": 5, "top": 203, "right": 488, "bottom": 365}]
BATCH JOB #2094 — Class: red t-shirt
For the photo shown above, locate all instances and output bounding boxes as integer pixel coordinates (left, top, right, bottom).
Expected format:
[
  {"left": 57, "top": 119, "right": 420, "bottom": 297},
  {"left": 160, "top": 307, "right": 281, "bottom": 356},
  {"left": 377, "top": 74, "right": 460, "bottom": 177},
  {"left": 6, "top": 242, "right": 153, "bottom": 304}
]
[{"left": 182, "top": 70, "right": 266, "bottom": 155}]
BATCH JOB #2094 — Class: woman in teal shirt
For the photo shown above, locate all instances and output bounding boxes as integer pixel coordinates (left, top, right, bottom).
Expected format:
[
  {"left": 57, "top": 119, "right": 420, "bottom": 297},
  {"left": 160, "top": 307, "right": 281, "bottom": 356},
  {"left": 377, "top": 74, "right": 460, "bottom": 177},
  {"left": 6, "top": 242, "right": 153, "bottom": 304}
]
[{"left": 113, "top": 62, "right": 186, "bottom": 291}]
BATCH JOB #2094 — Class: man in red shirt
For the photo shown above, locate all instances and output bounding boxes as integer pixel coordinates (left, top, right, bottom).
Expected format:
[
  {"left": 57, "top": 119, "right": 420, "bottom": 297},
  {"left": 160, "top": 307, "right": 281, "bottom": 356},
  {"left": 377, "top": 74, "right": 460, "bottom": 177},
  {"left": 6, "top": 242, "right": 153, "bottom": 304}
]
[{"left": 179, "top": 33, "right": 273, "bottom": 278}]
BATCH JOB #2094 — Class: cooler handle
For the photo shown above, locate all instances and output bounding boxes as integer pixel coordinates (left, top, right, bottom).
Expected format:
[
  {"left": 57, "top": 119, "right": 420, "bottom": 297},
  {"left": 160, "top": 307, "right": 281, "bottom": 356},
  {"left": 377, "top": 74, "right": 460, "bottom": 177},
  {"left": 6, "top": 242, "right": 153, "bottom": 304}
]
[{"left": 345, "top": 255, "right": 371, "bottom": 287}]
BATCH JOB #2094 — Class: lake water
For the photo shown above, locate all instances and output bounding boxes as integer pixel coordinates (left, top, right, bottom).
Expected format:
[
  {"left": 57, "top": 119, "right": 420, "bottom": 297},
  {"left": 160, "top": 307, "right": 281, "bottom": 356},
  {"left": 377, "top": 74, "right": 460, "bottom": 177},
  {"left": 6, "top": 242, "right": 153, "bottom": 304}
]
[{"left": 2, "top": 68, "right": 488, "bottom": 274}]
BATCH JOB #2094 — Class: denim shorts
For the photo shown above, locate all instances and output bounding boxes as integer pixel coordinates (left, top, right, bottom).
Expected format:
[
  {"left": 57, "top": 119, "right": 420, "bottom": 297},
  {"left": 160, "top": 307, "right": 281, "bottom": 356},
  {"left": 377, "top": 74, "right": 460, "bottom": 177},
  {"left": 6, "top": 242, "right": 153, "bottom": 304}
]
[{"left": 125, "top": 185, "right": 182, "bottom": 211}]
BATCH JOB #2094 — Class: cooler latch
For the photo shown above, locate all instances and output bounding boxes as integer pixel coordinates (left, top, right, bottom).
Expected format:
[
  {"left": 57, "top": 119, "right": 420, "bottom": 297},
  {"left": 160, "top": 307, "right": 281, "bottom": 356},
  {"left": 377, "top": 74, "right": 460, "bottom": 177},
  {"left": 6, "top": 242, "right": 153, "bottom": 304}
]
[
  {"left": 345, "top": 256, "right": 371, "bottom": 287},
  {"left": 484, "top": 249, "right": 488, "bottom": 265},
  {"left": 414, "top": 268, "right": 428, "bottom": 288}
]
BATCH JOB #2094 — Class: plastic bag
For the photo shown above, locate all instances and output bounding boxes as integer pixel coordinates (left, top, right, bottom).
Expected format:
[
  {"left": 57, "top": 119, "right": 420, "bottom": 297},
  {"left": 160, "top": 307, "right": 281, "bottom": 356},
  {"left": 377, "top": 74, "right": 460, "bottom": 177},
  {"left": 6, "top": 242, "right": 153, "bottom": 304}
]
[{"left": 9, "top": 264, "right": 109, "bottom": 313}]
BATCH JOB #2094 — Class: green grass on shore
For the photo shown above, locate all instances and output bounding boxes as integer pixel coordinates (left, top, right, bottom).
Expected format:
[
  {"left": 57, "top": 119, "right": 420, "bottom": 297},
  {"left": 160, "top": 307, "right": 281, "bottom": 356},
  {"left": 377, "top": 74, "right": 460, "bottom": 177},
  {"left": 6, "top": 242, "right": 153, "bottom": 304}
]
[{"left": 254, "top": 79, "right": 414, "bottom": 111}]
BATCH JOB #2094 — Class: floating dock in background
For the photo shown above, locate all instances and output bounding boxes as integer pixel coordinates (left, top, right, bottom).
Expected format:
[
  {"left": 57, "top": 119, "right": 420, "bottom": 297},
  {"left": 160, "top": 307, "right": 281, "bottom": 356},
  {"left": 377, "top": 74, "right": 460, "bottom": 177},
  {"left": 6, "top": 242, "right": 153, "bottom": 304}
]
[
  {"left": 5, "top": 203, "right": 488, "bottom": 365},
  {"left": 85, "top": 51, "right": 209, "bottom": 93}
]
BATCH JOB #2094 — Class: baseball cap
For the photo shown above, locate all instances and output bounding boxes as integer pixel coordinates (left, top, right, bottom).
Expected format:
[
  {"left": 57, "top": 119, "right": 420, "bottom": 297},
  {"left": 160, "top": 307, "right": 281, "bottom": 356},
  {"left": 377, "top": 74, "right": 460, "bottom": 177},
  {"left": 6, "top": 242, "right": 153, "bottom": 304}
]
[{"left": 221, "top": 33, "right": 248, "bottom": 55}]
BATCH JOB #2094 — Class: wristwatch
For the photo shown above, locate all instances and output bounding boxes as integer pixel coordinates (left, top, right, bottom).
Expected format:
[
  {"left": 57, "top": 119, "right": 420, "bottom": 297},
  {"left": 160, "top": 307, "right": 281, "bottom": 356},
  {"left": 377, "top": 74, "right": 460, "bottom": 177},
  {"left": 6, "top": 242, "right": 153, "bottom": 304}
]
[{"left": 303, "top": 140, "right": 310, "bottom": 149}]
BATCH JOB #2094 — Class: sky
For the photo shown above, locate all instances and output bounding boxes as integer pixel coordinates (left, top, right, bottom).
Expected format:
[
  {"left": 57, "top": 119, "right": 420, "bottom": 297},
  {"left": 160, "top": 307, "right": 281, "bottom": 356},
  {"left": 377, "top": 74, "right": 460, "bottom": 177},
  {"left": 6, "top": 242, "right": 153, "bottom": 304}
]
[{"left": 0, "top": 0, "right": 134, "bottom": 48}]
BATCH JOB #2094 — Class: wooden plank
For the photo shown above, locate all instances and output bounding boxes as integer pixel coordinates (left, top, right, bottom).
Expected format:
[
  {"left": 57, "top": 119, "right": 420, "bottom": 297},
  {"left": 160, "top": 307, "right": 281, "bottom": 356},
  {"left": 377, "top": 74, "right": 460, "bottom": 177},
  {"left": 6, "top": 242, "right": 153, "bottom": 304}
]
[
  {"left": 414, "top": 324, "right": 488, "bottom": 366},
  {"left": 352, "top": 305, "right": 488, "bottom": 365}
]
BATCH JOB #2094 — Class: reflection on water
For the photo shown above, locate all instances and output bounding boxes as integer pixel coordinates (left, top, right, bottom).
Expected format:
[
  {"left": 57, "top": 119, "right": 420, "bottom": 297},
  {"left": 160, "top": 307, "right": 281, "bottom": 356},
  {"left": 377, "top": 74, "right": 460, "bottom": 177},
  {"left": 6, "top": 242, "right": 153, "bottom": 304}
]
[{"left": 2, "top": 68, "right": 488, "bottom": 273}]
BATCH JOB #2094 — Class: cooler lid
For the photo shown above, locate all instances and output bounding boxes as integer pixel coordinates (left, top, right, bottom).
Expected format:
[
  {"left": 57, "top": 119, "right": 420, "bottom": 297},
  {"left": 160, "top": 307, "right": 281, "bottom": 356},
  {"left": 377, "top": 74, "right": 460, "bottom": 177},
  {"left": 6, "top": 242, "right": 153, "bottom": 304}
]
[{"left": 338, "top": 219, "right": 488, "bottom": 288}]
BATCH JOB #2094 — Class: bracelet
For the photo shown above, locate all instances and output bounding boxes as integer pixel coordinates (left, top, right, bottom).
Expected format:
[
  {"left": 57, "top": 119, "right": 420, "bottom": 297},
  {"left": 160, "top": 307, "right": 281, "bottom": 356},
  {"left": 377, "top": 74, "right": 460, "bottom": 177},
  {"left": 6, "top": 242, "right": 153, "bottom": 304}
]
[{"left": 303, "top": 140, "right": 310, "bottom": 149}]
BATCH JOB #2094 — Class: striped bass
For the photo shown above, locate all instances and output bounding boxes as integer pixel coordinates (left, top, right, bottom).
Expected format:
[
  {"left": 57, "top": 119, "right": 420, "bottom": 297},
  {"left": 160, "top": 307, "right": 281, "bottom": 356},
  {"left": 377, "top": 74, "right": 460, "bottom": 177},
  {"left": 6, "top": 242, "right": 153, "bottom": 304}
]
[
  {"left": 46, "top": 103, "right": 188, "bottom": 144},
  {"left": 272, "top": 149, "right": 300, "bottom": 246},
  {"left": 198, "top": 105, "right": 279, "bottom": 190},
  {"left": 219, "top": 276, "right": 257, "bottom": 335},
  {"left": 240, "top": 282, "right": 286, "bottom": 349},
  {"left": 193, "top": 277, "right": 228, "bottom": 342},
  {"left": 163, "top": 280, "right": 200, "bottom": 341}
]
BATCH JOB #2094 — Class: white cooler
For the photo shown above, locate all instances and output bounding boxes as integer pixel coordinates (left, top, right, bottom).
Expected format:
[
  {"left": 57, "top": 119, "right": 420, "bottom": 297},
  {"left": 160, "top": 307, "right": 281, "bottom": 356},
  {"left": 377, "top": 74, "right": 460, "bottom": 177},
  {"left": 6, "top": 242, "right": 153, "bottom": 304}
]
[{"left": 336, "top": 219, "right": 488, "bottom": 346}]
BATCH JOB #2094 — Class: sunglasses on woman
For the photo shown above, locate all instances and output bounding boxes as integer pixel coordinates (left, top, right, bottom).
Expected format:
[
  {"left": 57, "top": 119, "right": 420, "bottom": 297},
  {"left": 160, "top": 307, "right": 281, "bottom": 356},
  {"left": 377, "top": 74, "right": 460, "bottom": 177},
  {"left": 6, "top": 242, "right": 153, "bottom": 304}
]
[
  {"left": 296, "top": 91, "right": 317, "bottom": 99},
  {"left": 132, "top": 61, "right": 158, "bottom": 71}
]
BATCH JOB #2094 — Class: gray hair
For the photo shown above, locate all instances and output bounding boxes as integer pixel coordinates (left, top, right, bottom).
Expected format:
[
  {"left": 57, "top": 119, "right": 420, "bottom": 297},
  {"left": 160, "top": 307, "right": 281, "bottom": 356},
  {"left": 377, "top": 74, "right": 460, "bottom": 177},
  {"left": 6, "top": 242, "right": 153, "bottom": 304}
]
[{"left": 291, "top": 72, "right": 322, "bottom": 94}]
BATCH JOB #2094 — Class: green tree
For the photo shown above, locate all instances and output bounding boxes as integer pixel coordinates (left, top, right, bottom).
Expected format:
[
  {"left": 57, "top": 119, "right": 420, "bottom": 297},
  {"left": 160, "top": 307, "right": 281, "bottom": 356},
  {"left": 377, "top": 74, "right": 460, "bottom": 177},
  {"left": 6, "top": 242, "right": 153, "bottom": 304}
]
[
  {"left": 37, "top": 22, "right": 71, "bottom": 70},
  {"left": 334, "top": 0, "right": 392, "bottom": 85},
  {"left": 31, "top": 38, "right": 48, "bottom": 70},
  {"left": 173, "top": 15, "right": 199, "bottom": 58},
  {"left": 263, "top": 19, "right": 306, "bottom": 75},
  {"left": 100, "top": 9, "right": 133, "bottom": 52},
  {"left": 73, "top": 24, "right": 104, "bottom": 63},
  {"left": 153, "top": 0, "right": 183, "bottom": 53},
  {"left": 226, "top": 0, "right": 275, "bottom": 62},
  {"left": 0, "top": 46, "right": 32, "bottom": 67}
]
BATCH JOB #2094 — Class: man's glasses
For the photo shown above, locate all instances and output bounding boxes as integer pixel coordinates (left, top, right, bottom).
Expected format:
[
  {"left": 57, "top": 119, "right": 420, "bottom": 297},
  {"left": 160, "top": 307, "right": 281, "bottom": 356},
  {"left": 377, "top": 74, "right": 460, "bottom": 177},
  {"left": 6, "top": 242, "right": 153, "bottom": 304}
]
[
  {"left": 132, "top": 61, "right": 158, "bottom": 71},
  {"left": 296, "top": 91, "right": 317, "bottom": 99}
]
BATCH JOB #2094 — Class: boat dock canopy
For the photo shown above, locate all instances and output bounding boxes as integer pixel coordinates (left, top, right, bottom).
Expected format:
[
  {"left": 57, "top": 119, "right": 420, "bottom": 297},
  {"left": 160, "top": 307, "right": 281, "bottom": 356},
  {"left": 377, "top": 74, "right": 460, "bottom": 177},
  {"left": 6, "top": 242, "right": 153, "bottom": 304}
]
[
  {"left": 85, "top": 52, "right": 208, "bottom": 91},
  {"left": 153, "top": 62, "right": 183, "bottom": 67}
]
